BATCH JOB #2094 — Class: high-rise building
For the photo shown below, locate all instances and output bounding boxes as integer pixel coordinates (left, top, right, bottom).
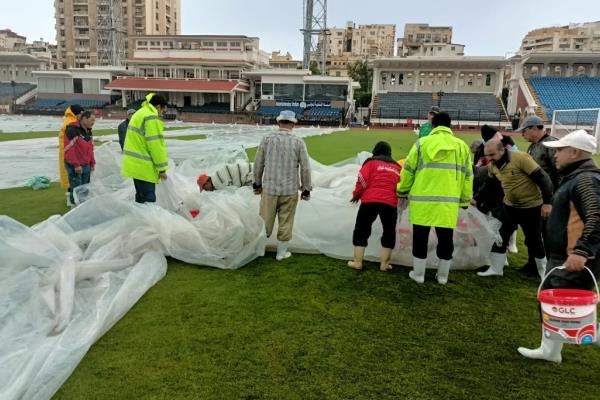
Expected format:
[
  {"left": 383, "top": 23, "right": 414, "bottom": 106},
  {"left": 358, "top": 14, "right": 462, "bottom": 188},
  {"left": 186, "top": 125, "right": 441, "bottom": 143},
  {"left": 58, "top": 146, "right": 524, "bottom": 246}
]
[
  {"left": 317, "top": 21, "right": 395, "bottom": 77},
  {"left": 396, "top": 24, "right": 464, "bottom": 57},
  {"left": 520, "top": 21, "right": 600, "bottom": 54},
  {"left": 55, "top": 0, "right": 181, "bottom": 68},
  {"left": 0, "top": 29, "right": 27, "bottom": 52},
  {"left": 323, "top": 21, "right": 395, "bottom": 58}
]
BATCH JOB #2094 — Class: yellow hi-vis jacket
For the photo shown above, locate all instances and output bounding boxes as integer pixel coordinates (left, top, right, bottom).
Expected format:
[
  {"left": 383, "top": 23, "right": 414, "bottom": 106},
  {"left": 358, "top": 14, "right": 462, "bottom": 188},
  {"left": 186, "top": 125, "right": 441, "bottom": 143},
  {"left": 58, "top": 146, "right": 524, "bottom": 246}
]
[
  {"left": 59, "top": 107, "right": 79, "bottom": 189},
  {"left": 121, "top": 93, "right": 169, "bottom": 183},
  {"left": 397, "top": 126, "right": 473, "bottom": 229}
]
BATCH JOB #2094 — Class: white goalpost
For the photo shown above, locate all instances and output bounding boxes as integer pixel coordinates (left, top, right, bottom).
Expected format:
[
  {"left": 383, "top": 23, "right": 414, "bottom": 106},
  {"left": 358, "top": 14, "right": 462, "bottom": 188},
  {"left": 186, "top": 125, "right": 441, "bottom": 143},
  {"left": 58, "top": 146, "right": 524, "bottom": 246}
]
[{"left": 551, "top": 108, "right": 600, "bottom": 152}]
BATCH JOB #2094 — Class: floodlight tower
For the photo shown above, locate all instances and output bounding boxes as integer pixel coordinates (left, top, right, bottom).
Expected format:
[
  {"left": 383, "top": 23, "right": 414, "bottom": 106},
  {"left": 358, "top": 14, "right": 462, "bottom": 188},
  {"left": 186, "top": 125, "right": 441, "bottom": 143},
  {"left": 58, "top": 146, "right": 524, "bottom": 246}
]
[
  {"left": 96, "top": 0, "right": 127, "bottom": 66},
  {"left": 302, "top": 0, "right": 328, "bottom": 75}
]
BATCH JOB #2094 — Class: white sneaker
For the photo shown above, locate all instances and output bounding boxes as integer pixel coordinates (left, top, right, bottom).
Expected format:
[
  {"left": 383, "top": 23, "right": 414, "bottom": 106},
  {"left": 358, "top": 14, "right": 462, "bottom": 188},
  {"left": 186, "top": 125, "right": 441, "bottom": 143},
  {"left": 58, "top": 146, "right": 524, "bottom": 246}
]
[
  {"left": 276, "top": 240, "right": 291, "bottom": 261},
  {"left": 276, "top": 251, "right": 292, "bottom": 261}
]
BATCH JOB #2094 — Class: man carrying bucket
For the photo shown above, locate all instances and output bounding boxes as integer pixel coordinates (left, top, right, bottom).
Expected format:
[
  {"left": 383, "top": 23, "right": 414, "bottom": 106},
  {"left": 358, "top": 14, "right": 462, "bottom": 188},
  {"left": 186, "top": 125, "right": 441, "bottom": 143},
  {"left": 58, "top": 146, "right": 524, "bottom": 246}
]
[{"left": 518, "top": 130, "right": 600, "bottom": 363}]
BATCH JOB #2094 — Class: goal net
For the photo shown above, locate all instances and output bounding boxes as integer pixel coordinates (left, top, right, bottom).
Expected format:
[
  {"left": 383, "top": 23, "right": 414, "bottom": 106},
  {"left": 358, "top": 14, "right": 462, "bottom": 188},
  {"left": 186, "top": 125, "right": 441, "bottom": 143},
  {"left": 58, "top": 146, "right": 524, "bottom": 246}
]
[{"left": 550, "top": 108, "right": 600, "bottom": 150}]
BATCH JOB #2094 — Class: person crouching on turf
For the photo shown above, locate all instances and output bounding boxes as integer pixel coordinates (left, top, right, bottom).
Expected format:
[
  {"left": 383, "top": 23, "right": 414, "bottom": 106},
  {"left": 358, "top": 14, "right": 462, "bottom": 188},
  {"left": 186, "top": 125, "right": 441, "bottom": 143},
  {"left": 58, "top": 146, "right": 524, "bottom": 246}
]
[
  {"left": 197, "top": 161, "right": 253, "bottom": 191},
  {"left": 347, "top": 141, "right": 401, "bottom": 272}
]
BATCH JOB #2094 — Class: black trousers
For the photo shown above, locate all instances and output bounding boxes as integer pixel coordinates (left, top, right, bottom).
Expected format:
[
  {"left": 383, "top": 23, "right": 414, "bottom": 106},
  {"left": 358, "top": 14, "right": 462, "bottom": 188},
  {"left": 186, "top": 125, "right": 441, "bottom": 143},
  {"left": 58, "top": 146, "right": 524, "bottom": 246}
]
[
  {"left": 133, "top": 179, "right": 156, "bottom": 203},
  {"left": 492, "top": 204, "right": 545, "bottom": 259},
  {"left": 412, "top": 225, "right": 454, "bottom": 260},
  {"left": 352, "top": 202, "right": 397, "bottom": 249},
  {"left": 541, "top": 257, "right": 600, "bottom": 291}
]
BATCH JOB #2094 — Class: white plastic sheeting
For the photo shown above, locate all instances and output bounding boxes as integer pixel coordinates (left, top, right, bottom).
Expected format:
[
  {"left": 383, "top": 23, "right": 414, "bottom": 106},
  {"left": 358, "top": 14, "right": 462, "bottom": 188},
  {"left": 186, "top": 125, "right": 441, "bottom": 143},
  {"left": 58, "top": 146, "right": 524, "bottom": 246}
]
[
  {"left": 0, "top": 215, "right": 167, "bottom": 400},
  {"left": 74, "top": 142, "right": 500, "bottom": 270},
  {"left": 0, "top": 124, "right": 501, "bottom": 399},
  {"left": 0, "top": 118, "right": 341, "bottom": 189}
]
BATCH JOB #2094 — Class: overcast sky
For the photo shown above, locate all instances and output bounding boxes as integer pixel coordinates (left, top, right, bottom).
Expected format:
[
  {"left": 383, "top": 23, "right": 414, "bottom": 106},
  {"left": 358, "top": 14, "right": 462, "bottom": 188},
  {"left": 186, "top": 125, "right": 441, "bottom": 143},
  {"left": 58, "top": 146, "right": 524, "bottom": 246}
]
[{"left": 2, "top": 0, "right": 598, "bottom": 58}]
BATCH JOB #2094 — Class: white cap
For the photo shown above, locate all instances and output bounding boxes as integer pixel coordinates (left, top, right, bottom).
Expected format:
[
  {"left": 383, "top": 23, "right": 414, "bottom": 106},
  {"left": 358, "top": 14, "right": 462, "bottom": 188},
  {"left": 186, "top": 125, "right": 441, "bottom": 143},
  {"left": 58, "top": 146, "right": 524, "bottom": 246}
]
[{"left": 543, "top": 129, "right": 597, "bottom": 154}]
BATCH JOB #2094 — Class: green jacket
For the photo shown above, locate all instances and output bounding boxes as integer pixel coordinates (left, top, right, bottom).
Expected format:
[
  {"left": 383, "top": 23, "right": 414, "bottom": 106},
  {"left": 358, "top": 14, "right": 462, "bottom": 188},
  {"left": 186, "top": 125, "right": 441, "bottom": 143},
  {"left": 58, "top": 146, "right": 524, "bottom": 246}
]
[
  {"left": 397, "top": 126, "right": 473, "bottom": 229},
  {"left": 418, "top": 122, "right": 433, "bottom": 138},
  {"left": 122, "top": 93, "right": 169, "bottom": 183}
]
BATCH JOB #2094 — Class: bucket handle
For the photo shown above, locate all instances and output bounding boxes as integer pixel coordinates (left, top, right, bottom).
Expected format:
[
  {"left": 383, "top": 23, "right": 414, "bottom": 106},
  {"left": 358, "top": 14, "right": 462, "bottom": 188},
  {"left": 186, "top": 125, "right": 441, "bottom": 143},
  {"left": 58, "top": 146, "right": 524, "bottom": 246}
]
[{"left": 537, "top": 266, "right": 600, "bottom": 299}]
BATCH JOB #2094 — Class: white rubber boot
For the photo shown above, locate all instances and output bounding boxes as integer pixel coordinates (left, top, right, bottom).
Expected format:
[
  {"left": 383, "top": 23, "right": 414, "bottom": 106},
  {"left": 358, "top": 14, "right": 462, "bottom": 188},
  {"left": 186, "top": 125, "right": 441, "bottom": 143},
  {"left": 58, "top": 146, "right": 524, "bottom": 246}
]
[
  {"left": 347, "top": 246, "right": 366, "bottom": 270},
  {"left": 478, "top": 252, "right": 506, "bottom": 277},
  {"left": 379, "top": 247, "right": 393, "bottom": 272},
  {"left": 276, "top": 241, "right": 292, "bottom": 261},
  {"left": 436, "top": 259, "right": 452, "bottom": 285},
  {"left": 535, "top": 257, "right": 547, "bottom": 279},
  {"left": 508, "top": 231, "right": 518, "bottom": 253},
  {"left": 409, "top": 257, "right": 427, "bottom": 284},
  {"left": 518, "top": 334, "right": 563, "bottom": 363}
]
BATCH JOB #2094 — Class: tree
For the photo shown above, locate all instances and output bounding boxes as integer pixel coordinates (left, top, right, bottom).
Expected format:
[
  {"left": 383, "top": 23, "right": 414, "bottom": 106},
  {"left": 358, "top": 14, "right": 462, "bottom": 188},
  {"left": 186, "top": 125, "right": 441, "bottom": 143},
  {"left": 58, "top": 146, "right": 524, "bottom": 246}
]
[
  {"left": 309, "top": 60, "right": 320, "bottom": 76},
  {"left": 347, "top": 60, "right": 373, "bottom": 107}
]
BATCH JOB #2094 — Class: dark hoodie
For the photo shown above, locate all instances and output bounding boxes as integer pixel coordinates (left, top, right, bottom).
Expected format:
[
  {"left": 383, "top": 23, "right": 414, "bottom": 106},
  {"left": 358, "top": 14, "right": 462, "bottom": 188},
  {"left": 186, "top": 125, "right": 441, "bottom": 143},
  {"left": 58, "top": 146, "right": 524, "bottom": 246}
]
[{"left": 546, "top": 159, "right": 600, "bottom": 262}]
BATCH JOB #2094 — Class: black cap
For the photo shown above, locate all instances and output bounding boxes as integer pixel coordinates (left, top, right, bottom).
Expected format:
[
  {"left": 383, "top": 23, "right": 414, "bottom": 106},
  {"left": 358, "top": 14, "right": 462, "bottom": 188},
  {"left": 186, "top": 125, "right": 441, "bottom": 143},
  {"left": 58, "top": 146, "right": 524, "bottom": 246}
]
[
  {"left": 70, "top": 104, "right": 84, "bottom": 115},
  {"left": 481, "top": 125, "right": 498, "bottom": 141}
]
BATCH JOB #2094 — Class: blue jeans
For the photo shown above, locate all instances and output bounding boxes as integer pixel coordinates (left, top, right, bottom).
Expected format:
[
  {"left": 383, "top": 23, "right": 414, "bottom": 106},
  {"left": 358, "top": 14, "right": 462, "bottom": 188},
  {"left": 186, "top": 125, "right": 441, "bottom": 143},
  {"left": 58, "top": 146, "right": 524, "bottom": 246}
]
[
  {"left": 65, "top": 162, "right": 91, "bottom": 204},
  {"left": 133, "top": 179, "right": 156, "bottom": 203}
]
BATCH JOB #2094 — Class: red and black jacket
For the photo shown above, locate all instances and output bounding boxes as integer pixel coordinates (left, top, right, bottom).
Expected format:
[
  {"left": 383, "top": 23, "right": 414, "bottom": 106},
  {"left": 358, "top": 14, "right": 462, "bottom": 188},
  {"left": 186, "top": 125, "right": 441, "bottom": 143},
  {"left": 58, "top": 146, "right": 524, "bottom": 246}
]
[
  {"left": 64, "top": 121, "right": 95, "bottom": 168},
  {"left": 352, "top": 157, "right": 401, "bottom": 208}
]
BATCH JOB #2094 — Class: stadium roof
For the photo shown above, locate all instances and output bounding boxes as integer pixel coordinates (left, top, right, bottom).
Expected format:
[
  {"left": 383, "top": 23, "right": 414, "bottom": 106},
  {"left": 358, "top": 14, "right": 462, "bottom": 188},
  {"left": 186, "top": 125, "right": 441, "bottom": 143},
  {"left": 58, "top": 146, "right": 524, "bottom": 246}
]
[
  {"left": 518, "top": 52, "right": 600, "bottom": 64},
  {"left": 104, "top": 77, "right": 250, "bottom": 93},
  {"left": 369, "top": 56, "right": 507, "bottom": 70},
  {"left": 0, "top": 53, "right": 44, "bottom": 64},
  {"left": 126, "top": 57, "right": 254, "bottom": 65}
]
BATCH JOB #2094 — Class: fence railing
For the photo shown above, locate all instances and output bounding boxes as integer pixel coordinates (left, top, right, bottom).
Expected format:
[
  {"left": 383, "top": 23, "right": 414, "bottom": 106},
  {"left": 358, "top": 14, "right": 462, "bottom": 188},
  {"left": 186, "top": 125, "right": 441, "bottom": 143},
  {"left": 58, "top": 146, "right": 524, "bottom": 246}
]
[{"left": 377, "top": 106, "right": 507, "bottom": 127}]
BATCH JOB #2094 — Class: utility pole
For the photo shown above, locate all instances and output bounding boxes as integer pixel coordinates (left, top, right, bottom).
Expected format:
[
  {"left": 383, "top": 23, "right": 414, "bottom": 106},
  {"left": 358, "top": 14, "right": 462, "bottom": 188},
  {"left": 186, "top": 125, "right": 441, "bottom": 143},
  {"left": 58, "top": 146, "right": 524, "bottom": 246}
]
[
  {"left": 96, "top": 0, "right": 127, "bottom": 66},
  {"left": 301, "top": 0, "right": 328, "bottom": 76}
]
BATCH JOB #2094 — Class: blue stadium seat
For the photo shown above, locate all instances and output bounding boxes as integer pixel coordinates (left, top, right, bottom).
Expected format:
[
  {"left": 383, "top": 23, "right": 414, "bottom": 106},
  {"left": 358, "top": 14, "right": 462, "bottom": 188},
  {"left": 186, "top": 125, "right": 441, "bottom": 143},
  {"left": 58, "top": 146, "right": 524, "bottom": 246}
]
[
  {"left": 529, "top": 77, "right": 600, "bottom": 123},
  {"left": 376, "top": 92, "right": 500, "bottom": 121},
  {"left": 0, "top": 82, "right": 36, "bottom": 98}
]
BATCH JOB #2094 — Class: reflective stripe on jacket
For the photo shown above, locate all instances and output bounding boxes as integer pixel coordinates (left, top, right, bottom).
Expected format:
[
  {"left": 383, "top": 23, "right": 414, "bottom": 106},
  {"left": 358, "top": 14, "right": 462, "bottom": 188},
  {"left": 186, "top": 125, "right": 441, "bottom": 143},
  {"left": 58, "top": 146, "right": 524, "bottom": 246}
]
[
  {"left": 397, "top": 126, "right": 473, "bottom": 229},
  {"left": 121, "top": 93, "right": 168, "bottom": 183}
]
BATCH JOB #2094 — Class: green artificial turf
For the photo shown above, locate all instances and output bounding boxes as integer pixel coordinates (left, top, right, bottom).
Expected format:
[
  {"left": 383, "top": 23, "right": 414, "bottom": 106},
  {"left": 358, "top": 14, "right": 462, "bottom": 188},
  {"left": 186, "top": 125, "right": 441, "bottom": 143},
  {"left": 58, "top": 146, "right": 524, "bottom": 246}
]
[{"left": 1, "top": 129, "right": 599, "bottom": 400}]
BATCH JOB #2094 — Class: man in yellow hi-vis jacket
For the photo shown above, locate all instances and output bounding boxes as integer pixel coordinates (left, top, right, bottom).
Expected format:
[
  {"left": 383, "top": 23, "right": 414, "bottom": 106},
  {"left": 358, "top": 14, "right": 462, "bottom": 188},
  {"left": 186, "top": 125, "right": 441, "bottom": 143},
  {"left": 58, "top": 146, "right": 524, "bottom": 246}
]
[
  {"left": 122, "top": 93, "right": 169, "bottom": 203},
  {"left": 397, "top": 111, "right": 473, "bottom": 285}
]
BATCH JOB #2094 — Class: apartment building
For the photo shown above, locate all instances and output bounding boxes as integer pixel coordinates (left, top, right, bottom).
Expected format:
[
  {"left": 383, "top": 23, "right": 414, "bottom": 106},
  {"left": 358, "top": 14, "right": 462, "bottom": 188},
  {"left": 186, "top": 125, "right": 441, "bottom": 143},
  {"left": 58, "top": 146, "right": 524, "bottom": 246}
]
[{"left": 54, "top": 0, "right": 181, "bottom": 68}]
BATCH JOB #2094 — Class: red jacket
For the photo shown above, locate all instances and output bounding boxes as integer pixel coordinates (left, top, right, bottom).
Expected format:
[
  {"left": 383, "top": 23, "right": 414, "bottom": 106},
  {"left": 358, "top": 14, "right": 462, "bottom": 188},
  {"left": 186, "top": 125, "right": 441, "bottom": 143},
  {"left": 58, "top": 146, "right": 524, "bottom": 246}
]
[
  {"left": 64, "top": 122, "right": 95, "bottom": 168},
  {"left": 352, "top": 158, "right": 401, "bottom": 208}
]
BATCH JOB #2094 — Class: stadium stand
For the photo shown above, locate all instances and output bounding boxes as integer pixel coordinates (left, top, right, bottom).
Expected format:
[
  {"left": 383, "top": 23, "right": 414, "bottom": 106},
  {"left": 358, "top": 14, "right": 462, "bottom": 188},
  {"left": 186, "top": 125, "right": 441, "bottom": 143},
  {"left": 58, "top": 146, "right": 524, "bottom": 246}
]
[
  {"left": 256, "top": 105, "right": 305, "bottom": 117},
  {"left": 180, "top": 102, "right": 230, "bottom": 113},
  {"left": 376, "top": 92, "right": 502, "bottom": 121},
  {"left": 255, "top": 105, "right": 343, "bottom": 126},
  {"left": 0, "top": 82, "right": 36, "bottom": 99},
  {"left": 14, "top": 97, "right": 109, "bottom": 115},
  {"left": 528, "top": 77, "right": 600, "bottom": 123}
]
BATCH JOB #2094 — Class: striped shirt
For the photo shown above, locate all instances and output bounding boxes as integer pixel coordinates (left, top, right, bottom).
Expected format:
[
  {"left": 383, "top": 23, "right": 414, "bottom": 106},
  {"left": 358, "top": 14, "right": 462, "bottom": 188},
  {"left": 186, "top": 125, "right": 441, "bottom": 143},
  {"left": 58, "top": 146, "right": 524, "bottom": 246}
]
[
  {"left": 212, "top": 162, "right": 253, "bottom": 189},
  {"left": 253, "top": 128, "right": 312, "bottom": 196}
]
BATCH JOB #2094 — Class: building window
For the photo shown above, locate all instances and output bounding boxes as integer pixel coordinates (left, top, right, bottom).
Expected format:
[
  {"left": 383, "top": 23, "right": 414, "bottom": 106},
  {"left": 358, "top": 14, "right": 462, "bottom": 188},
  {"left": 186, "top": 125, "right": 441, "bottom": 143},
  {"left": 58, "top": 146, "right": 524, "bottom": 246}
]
[
  {"left": 216, "top": 41, "right": 227, "bottom": 48},
  {"left": 262, "top": 83, "right": 274, "bottom": 96},
  {"left": 485, "top": 73, "right": 491, "bottom": 86}
]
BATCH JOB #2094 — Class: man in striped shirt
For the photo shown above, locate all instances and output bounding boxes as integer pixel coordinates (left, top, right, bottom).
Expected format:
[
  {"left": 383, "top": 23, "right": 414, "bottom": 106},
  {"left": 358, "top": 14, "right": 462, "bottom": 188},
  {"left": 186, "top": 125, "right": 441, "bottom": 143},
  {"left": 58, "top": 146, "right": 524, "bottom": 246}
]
[{"left": 253, "top": 110, "right": 312, "bottom": 261}]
